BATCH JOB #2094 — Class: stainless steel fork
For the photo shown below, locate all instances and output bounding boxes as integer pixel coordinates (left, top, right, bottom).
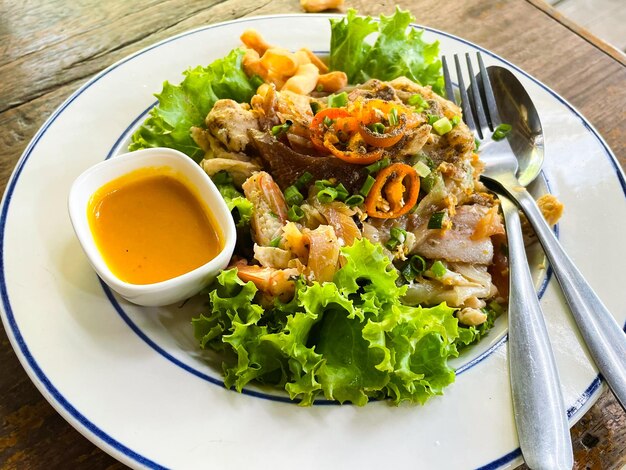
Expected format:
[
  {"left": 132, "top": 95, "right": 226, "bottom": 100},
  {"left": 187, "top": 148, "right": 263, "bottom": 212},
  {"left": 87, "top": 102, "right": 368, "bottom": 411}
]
[{"left": 442, "top": 52, "right": 573, "bottom": 470}]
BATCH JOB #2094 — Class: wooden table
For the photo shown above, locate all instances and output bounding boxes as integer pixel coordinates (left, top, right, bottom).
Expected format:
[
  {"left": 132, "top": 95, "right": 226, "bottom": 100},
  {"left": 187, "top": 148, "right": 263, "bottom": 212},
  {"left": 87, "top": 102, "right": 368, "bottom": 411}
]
[{"left": 1, "top": 0, "right": 624, "bottom": 468}]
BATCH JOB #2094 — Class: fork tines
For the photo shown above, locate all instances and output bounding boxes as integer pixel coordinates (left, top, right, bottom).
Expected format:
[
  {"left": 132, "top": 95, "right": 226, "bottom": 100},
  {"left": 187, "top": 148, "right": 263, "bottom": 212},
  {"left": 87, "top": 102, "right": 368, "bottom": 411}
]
[{"left": 442, "top": 52, "right": 500, "bottom": 140}]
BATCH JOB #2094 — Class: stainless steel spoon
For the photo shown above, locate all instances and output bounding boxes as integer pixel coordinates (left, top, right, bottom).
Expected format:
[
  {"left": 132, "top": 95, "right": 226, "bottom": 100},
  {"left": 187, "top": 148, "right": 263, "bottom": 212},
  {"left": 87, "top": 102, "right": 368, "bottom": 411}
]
[{"left": 482, "top": 65, "right": 626, "bottom": 411}]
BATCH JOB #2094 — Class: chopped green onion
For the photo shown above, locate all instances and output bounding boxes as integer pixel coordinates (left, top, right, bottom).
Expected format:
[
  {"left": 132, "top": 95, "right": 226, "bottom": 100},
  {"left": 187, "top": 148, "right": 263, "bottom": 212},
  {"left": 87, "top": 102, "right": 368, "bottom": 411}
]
[
  {"left": 314, "top": 179, "right": 334, "bottom": 190},
  {"left": 407, "top": 94, "right": 428, "bottom": 108},
  {"left": 400, "top": 254, "right": 427, "bottom": 282},
  {"left": 284, "top": 185, "right": 304, "bottom": 206},
  {"left": 409, "top": 255, "right": 426, "bottom": 275},
  {"left": 359, "top": 175, "right": 376, "bottom": 197},
  {"left": 313, "top": 179, "right": 348, "bottom": 202},
  {"left": 421, "top": 173, "right": 437, "bottom": 193},
  {"left": 432, "top": 117, "right": 453, "bottom": 135},
  {"left": 474, "top": 137, "right": 481, "bottom": 151},
  {"left": 295, "top": 171, "right": 313, "bottom": 190},
  {"left": 431, "top": 260, "right": 447, "bottom": 278},
  {"left": 323, "top": 116, "right": 334, "bottom": 128},
  {"left": 368, "top": 122, "right": 386, "bottom": 134},
  {"left": 365, "top": 157, "right": 391, "bottom": 174},
  {"left": 386, "top": 227, "right": 407, "bottom": 250},
  {"left": 451, "top": 115, "right": 461, "bottom": 126},
  {"left": 271, "top": 120, "right": 293, "bottom": 137},
  {"left": 386, "top": 240, "right": 399, "bottom": 250},
  {"left": 428, "top": 210, "right": 449, "bottom": 229},
  {"left": 310, "top": 102, "right": 321, "bottom": 115},
  {"left": 317, "top": 187, "right": 338, "bottom": 203},
  {"left": 288, "top": 205, "right": 305, "bottom": 222},
  {"left": 327, "top": 92, "right": 348, "bottom": 108},
  {"left": 389, "top": 108, "right": 399, "bottom": 126},
  {"left": 335, "top": 183, "right": 349, "bottom": 201},
  {"left": 400, "top": 262, "right": 415, "bottom": 282},
  {"left": 345, "top": 194, "right": 364, "bottom": 207},
  {"left": 390, "top": 227, "right": 407, "bottom": 244},
  {"left": 492, "top": 123, "right": 512, "bottom": 141},
  {"left": 413, "top": 160, "right": 431, "bottom": 177},
  {"left": 412, "top": 153, "right": 435, "bottom": 170},
  {"left": 427, "top": 114, "right": 440, "bottom": 126},
  {"left": 211, "top": 170, "right": 233, "bottom": 185},
  {"left": 270, "top": 236, "right": 282, "bottom": 247}
]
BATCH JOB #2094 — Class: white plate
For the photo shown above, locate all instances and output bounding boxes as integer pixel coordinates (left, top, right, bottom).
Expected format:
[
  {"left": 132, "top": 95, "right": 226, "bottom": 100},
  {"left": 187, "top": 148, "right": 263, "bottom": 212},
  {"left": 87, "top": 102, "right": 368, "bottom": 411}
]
[{"left": 1, "top": 14, "right": 625, "bottom": 470}]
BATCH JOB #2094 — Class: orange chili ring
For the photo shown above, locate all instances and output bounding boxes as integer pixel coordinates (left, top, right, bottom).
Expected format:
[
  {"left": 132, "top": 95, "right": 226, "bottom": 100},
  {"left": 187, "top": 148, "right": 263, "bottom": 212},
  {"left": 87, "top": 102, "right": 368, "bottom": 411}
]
[
  {"left": 309, "top": 108, "right": 352, "bottom": 152},
  {"left": 358, "top": 99, "right": 398, "bottom": 122},
  {"left": 364, "top": 163, "right": 420, "bottom": 218},
  {"left": 360, "top": 99, "right": 423, "bottom": 130},
  {"left": 358, "top": 120, "right": 405, "bottom": 148},
  {"left": 357, "top": 99, "right": 410, "bottom": 148},
  {"left": 323, "top": 134, "right": 384, "bottom": 165}
]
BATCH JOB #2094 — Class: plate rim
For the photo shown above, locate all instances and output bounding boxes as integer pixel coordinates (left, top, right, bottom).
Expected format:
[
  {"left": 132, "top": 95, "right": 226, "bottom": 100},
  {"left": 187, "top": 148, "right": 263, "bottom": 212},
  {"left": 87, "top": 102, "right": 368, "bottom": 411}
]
[{"left": 1, "top": 13, "right": 624, "bottom": 470}]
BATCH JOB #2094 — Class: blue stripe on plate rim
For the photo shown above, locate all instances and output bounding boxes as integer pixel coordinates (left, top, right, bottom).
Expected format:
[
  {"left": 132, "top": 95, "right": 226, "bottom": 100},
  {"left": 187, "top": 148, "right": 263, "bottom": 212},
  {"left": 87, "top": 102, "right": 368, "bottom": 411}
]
[{"left": 0, "top": 13, "right": 624, "bottom": 470}]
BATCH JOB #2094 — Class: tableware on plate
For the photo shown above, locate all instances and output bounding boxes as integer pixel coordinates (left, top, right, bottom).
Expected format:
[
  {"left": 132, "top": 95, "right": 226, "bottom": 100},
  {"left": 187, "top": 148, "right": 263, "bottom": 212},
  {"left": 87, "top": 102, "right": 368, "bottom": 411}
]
[
  {"left": 500, "top": 195, "right": 573, "bottom": 470},
  {"left": 68, "top": 147, "right": 236, "bottom": 307},
  {"left": 443, "top": 53, "right": 573, "bottom": 469},
  {"left": 462, "top": 58, "right": 626, "bottom": 411},
  {"left": 1, "top": 15, "right": 624, "bottom": 470}
]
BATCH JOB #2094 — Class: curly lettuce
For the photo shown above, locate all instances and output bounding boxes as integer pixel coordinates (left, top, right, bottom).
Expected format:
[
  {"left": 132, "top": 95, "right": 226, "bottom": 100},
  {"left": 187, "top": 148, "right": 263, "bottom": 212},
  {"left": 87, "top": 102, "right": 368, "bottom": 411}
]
[
  {"left": 193, "top": 238, "right": 464, "bottom": 406},
  {"left": 329, "top": 8, "right": 444, "bottom": 95},
  {"left": 129, "top": 48, "right": 260, "bottom": 162},
  {"left": 210, "top": 172, "right": 253, "bottom": 228}
]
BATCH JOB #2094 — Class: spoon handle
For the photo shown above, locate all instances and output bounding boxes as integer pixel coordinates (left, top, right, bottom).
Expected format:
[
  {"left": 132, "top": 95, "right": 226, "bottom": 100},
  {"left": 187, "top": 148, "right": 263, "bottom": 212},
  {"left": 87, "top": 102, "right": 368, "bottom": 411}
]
[
  {"left": 510, "top": 186, "right": 626, "bottom": 411},
  {"left": 501, "top": 196, "right": 573, "bottom": 470}
]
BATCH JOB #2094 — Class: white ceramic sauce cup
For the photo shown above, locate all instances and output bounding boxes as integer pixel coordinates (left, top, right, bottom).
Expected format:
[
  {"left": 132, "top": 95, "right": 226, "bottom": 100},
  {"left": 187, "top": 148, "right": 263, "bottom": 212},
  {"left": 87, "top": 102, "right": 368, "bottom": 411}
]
[{"left": 68, "top": 147, "right": 236, "bottom": 306}]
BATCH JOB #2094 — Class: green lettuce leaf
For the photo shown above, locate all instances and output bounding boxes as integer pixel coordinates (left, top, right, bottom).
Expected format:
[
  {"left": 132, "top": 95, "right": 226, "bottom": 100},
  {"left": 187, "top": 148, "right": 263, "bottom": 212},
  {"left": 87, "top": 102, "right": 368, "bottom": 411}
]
[
  {"left": 213, "top": 181, "right": 253, "bottom": 228},
  {"left": 375, "top": 303, "right": 459, "bottom": 404},
  {"left": 194, "top": 238, "right": 465, "bottom": 406},
  {"left": 129, "top": 48, "right": 259, "bottom": 162},
  {"left": 333, "top": 237, "right": 406, "bottom": 302},
  {"left": 329, "top": 9, "right": 379, "bottom": 82},
  {"left": 329, "top": 8, "right": 444, "bottom": 95},
  {"left": 316, "top": 310, "right": 389, "bottom": 406}
]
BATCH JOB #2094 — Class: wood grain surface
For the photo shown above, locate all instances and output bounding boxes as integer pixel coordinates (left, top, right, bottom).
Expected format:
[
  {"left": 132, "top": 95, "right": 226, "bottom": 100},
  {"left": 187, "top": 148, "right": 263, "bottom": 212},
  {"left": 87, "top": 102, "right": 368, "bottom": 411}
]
[{"left": 1, "top": 0, "right": 625, "bottom": 469}]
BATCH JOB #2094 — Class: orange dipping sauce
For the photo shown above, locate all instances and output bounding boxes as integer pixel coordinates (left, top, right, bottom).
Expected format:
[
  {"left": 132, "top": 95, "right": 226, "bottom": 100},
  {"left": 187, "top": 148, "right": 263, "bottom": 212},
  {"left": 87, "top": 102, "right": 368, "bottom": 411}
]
[{"left": 87, "top": 167, "right": 222, "bottom": 285}]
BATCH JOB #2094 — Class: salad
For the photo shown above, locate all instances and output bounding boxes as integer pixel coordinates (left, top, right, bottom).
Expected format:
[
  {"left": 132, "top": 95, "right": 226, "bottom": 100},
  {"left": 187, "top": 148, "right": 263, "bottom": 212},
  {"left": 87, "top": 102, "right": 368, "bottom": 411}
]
[{"left": 130, "top": 9, "right": 508, "bottom": 406}]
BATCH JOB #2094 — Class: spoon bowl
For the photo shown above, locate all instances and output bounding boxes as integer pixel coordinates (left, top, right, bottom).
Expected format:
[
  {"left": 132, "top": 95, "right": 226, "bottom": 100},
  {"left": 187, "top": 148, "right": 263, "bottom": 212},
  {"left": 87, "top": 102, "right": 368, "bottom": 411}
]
[
  {"left": 477, "top": 65, "right": 548, "bottom": 283},
  {"left": 483, "top": 66, "right": 544, "bottom": 186}
]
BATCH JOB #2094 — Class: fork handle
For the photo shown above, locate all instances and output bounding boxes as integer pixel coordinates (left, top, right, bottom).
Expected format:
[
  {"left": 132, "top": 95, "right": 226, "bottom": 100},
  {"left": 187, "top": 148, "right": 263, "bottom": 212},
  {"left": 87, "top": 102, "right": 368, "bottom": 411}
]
[
  {"left": 508, "top": 185, "right": 626, "bottom": 411},
  {"left": 501, "top": 196, "right": 573, "bottom": 470}
]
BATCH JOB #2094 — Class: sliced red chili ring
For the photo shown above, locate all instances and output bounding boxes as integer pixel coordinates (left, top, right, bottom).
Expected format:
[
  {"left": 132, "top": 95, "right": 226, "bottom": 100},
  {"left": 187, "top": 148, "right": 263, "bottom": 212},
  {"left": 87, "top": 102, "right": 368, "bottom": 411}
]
[
  {"left": 323, "top": 133, "right": 384, "bottom": 165},
  {"left": 309, "top": 107, "right": 352, "bottom": 152},
  {"left": 358, "top": 117, "right": 406, "bottom": 148},
  {"left": 364, "top": 163, "right": 420, "bottom": 218}
]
